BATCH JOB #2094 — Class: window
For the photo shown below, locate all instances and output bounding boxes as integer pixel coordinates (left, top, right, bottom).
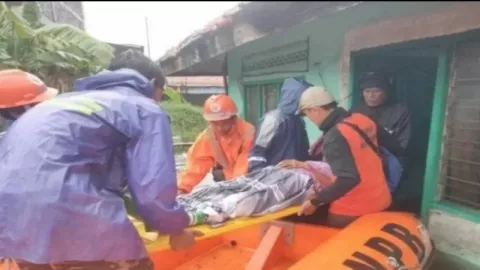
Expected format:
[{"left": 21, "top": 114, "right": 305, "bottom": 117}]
[
  {"left": 244, "top": 85, "right": 261, "bottom": 126},
  {"left": 243, "top": 82, "right": 282, "bottom": 126},
  {"left": 441, "top": 41, "right": 480, "bottom": 209},
  {"left": 263, "top": 83, "right": 281, "bottom": 114}
]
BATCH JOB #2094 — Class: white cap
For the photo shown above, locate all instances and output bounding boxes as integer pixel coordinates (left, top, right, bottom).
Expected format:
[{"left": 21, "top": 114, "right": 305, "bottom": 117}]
[{"left": 296, "top": 86, "right": 335, "bottom": 114}]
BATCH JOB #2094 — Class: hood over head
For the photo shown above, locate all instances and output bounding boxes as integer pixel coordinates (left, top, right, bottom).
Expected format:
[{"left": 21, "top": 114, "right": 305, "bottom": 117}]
[
  {"left": 278, "top": 78, "right": 312, "bottom": 115},
  {"left": 74, "top": 68, "right": 155, "bottom": 98}
]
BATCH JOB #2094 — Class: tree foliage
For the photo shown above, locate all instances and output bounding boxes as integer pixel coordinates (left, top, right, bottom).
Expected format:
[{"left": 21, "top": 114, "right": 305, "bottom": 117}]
[
  {"left": 163, "top": 87, "right": 188, "bottom": 104},
  {"left": 161, "top": 88, "right": 206, "bottom": 143},
  {"left": 0, "top": 1, "right": 206, "bottom": 143},
  {"left": 0, "top": 1, "right": 114, "bottom": 92}
]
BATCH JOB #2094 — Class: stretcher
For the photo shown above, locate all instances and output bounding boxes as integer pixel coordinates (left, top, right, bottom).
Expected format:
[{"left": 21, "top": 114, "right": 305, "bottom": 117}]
[
  {"left": 132, "top": 208, "right": 435, "bottom": 270},
  {"left": 131, "top": 206, "right": 301, "bottom": 252}
]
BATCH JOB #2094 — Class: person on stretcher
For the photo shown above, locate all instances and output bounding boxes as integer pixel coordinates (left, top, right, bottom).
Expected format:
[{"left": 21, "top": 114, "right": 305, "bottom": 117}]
[{"left": 177, "top": 161, "right": 334, "bottom": 227}]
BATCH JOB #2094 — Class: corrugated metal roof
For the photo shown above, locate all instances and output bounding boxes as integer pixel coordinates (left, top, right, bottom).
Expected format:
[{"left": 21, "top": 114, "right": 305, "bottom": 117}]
[
  {"left": 158, "top": 1, "right": 364, "bottom": 76},
  {"left": 166, "top": 76, "right": 224, "bottom": 88},
  {"left": 159, "top": 2, "right": 247, "bottom": 61}
]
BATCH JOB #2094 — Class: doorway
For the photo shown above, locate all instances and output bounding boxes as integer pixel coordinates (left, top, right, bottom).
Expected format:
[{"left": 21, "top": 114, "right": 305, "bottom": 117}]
[{"left": 351, "top": 45, "right": 441, "bottom": 214}]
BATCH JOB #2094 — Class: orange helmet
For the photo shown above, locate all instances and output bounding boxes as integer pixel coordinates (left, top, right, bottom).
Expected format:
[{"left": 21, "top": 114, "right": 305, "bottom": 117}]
[
  {"left": 0, "top": 69, "right": 58, "bottom": 109},
  {"left": 203, "top": 94, "right": 238, "bottom": 121}
]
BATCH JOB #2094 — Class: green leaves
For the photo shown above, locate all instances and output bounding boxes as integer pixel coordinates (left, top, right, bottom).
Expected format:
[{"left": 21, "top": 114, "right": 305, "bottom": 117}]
[
  {"left": 163, "top": 87, "right": 188, "bottom": 103},
  {"left": 160, "top": 88, "right": 205, "bottom": 142},
  {"left": 0, "top": 1, "right": 35, "bottom": 38},
  {"left": 0, "top": 1, "right": 115, "bottom": 92},
  {"left": 34, "top": 24, "right": 114, "bottom": 67},
  {"left": 161, "top": 101, "right": 206, "bottom": 143},
  {"left": 21, "top": 2, "right": 43, "bottom": 29}
]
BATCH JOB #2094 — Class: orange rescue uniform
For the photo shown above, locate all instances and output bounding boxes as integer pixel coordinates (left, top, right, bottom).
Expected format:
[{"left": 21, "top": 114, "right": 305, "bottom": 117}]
[
  {"left": 330, "top": 113, "right": 391, "bottom": 216},
  {"left": 178, "top": 118, "right": 255, "bottom": 193}
]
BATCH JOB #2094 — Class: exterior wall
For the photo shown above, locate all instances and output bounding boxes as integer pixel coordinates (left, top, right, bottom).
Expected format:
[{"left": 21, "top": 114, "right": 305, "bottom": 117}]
[
  {"left": 227, "top": 2, "right": 454, "bottom": 141},
  {"left": 429, "top": 210, "right": 480, "bottom": 267}
]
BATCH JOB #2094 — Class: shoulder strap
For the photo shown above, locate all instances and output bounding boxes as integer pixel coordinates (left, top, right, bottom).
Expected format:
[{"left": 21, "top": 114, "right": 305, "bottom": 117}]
[
  {"left": 206, "top": 128, "right": 230, "bottom": 169},
  {"left": 341, "top": 121, "right": 381, "bottom": 158}
]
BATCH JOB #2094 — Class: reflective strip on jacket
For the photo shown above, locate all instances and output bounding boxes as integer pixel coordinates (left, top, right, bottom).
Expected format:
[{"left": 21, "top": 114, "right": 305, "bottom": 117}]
[
  {"left": 0, "top": 69, "right": 189, "bottom": 263},
  {"left": 178, "top": 118, "right": 255, "bottom": 193}
]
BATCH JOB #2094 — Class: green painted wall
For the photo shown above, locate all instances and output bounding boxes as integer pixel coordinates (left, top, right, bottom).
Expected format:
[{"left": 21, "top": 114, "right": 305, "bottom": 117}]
[{"left": 227, "top": 1, "right": 454, "bottom": 142}]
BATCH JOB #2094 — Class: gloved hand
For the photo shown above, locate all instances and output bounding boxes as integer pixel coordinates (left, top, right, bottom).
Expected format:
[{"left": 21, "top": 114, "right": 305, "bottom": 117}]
[{"left": 187, "top": 211, "right": 208, "bottom": 226}]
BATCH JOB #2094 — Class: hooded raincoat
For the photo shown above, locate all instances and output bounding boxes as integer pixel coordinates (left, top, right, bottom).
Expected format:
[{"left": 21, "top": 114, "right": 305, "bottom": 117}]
[
  {"left": 248, "top": 78, "right": 311, "bottom": 172},
  {"left": 0, "top": 69, "right": 189, "bottom": 263}
]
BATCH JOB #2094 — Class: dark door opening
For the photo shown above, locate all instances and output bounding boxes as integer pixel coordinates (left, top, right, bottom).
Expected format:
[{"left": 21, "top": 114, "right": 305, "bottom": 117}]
[{"left": 351, "top": 46, "right": 441, "bottom": 214}]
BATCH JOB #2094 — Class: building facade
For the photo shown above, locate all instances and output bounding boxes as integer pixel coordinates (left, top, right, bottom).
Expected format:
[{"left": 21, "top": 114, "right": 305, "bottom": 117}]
[
  {"left": 166, "top": 76, "right": 225, "bottom": 106},
  {"left": 160, "top": 2, "right": 480, "bottom": 268}
]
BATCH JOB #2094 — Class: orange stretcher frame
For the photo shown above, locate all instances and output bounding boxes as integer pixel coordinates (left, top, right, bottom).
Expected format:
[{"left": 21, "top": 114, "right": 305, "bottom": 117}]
[{"left": 132, "top": 206, "right": 302, "bottom": 252}]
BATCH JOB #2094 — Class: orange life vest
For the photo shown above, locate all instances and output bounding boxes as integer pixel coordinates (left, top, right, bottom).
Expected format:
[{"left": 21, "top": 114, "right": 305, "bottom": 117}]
[{"left": 330, "top": 113, "right": 391, "bottom": 216}]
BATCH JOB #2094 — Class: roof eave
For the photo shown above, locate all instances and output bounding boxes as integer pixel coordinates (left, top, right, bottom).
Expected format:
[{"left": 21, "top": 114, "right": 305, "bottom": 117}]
[{"left": 159, "top": 2, "right": 364, "bottom": 76}]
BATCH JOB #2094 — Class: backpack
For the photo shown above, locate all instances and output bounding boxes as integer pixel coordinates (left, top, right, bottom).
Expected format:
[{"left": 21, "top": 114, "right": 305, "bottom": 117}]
[{"left": 341, "top": 121, "right": 403, "bottom": 193}]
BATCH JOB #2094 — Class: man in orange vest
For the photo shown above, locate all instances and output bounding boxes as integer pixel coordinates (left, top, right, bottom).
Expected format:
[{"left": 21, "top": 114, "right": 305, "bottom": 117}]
[
  {"left": 178, "top": 94, "right": 255, "bottom": 194},
  {"left": 281, "top": 86, "right": 402, "bottom": 228}
]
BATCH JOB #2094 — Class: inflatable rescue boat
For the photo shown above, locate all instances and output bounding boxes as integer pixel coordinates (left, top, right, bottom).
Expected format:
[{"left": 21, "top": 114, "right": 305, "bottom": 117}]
[{"left": 132, "top": 206, "right": 435, "bottom": 270}]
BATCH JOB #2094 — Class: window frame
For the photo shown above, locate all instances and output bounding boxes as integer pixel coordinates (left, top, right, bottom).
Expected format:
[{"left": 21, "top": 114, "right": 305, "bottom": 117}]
[
  {"left": 242, "top": 76, "right": 305, "bottom": 126},
  {"left": 437, "top": 42, "right": 480, "bottom": 211},
  {"left": 421, "top": 40, "right": 480, "bottom": 224}
]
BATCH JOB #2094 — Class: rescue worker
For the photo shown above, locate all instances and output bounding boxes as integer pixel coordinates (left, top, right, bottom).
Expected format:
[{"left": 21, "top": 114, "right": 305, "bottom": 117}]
[
  {"left": 177, "top": 94, "right": 255, "bottom": 194},
  {"left": 0, "top": 50, "right": 201, "bottom": 270},
  {"left": 0, "top": 69, "right": 58, "bottom": 136},
  {"left": 309, "top": 72, "right": 410, "bottom": 163},
  {"left": 248, "top": 78, "right": 311, "bottom": 172},
  {"left": 281, "top": 86, "right": 403, "bottom": 228},
  {"left": 351, "top": 71, "right": 411, "bottom": 155}
]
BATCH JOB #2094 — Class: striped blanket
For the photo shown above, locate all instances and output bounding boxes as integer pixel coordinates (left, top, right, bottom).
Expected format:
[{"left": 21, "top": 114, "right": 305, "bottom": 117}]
[{"left": 177, "top": 163, "right": 331, "bottom": 226}]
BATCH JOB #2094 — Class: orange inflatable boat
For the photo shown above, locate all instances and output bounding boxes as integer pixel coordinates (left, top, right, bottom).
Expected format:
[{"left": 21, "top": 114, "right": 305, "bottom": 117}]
[{"left": 133, "top": 206, "right": 435, "bottom": 270}]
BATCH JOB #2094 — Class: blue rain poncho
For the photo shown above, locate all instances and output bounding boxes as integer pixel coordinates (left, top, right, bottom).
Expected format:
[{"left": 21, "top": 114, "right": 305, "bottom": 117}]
[
  {"left": 248, "top": 78, "right": 311, "bottom": 172},
  {"left": 0, "top": 69, "right": 189, "bottom": 263}
]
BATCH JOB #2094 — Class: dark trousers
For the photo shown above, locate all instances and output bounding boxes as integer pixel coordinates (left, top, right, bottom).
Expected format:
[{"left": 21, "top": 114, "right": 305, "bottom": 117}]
[{"left": 282, "top": 204, "right": 357, "bottom": 229}]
